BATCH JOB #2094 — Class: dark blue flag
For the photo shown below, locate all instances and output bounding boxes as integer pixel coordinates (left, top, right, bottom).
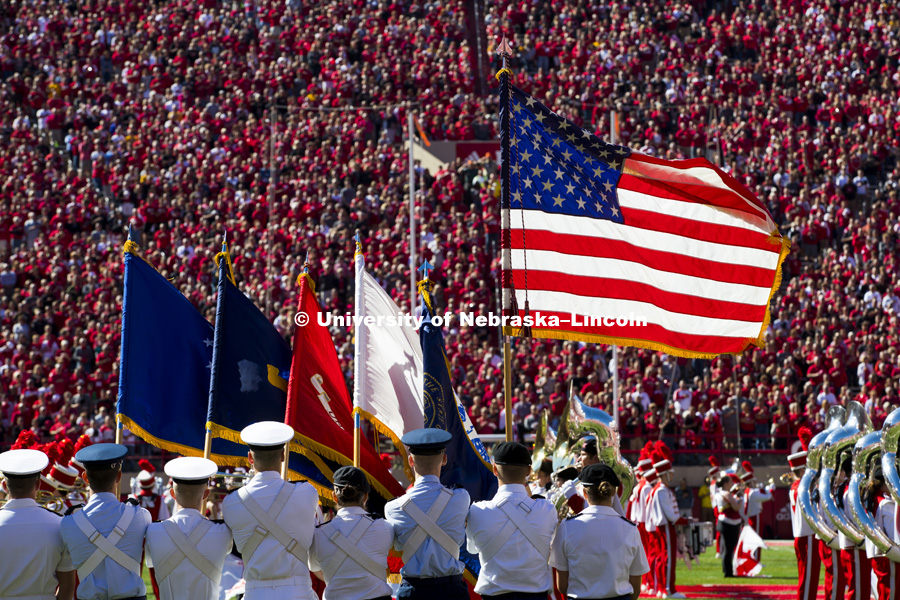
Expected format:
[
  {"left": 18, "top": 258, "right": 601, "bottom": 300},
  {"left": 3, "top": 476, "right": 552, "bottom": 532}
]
[
  {"left": 116, "top": 246, "right": 260, "bottom": 465},
  {"left": 205, "top": 246, "right": 333, "bottom": 495},
  {"left": 419, "top": 288, "right": 498, "bottom": 577}
]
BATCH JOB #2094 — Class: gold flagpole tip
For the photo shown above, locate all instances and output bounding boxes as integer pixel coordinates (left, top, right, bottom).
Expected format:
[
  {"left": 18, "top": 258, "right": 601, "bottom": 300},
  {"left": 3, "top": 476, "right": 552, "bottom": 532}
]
[{"left": 497, "top": 35, "right": 513, "bottom": 57}]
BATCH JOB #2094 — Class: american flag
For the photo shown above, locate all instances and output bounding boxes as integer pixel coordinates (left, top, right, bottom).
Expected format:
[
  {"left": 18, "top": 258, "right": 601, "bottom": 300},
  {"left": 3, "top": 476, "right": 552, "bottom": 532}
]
[{"left": 499, "top": 80, "right": 788, "bottom": 358}]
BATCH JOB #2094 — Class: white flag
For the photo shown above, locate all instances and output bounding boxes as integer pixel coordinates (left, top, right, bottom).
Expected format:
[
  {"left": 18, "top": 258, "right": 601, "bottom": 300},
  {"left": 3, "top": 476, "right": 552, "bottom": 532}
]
[
  {"left": 353, "top": 251, "right": 424, "bottom": 474},
  {"left": 733, "top": 524, "right": 768, "bottom": 577}
]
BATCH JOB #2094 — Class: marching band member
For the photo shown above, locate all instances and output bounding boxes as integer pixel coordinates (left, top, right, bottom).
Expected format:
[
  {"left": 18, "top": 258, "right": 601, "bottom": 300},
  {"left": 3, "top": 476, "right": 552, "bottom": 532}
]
[
  {"left": 740, "top": 460, "right": 773, "bottom": 566},
  {"left": 145, "top": 457, "right": 233, "bottom": 600},
  {"left": 222, "top": 422, "right": 321, "bottom": 600},
  {"left": 554, "top": 465, "right": 585, "bottom": 514},
  {"left": 836, "top": 455, "right": 869, "bottom": 600},
  {"left": 739, "top": 461, "right": 772, "bottom": 536},
  {"left": 637, "top": 466, "right": 659, "bottom": 594},
  {"left": 627, "top": 448, "right": 654, "bottom": 593},
  {"left": 646, "top": 444, "right": 687, "bottom": 599},
  {"left": 550, "top": 464, "right": 649, "bottom": 600},
  {"left": 384, "top": 428, "right": 470, "bottom": 600},
  {"left": 788, "top": 429, "right": 820, "bottom": 600},
  {"left": 466, "top": 441, "right": 558, "bottom": 599},
  {"left": 0, "top": 448, "right": 76, "bottom": 600},
  {"left": 131, "top": 459, "right": 171, "bottom": 522},
  {"left": 60, "top": 443, "right": 152, "bottom": 600},
  {"left": 865, "top": 466, "right": 900, "bottom": 600},
  {"left": 819, "top": 481, "right": 846, "bottom": 600},
  {"left": 308, "top": 466, "right": 394, "bottom": 600},
  {"left": 529, "top": 458, "right": 553, "bottom": 497},
  {"left": 714, "top": 474, "right": 744, "bottom": 578},
  {"left": 707, "top": 457, "right": 721, "bottom": 557}
]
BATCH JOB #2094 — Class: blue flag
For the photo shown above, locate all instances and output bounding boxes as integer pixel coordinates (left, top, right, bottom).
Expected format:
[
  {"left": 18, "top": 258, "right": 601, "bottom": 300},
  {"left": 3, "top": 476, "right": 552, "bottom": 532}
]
[
  {"left": 419, "top": 291, "right": 497, "bottom": 578},
  {"left": 205, "top": 248, "right": 334, "bottom": 494},
  {"left": 116, "top": 247, "right": 256, "bottom": 464},
  {"left": 419, "top": 298, "right": 496, "bottom": 499}
]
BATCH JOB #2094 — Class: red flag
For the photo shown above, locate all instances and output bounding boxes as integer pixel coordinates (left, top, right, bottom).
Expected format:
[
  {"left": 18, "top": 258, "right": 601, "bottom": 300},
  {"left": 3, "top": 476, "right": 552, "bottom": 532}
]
[{"left": 285, "top": 273, "right": 404, "bottom": 499}]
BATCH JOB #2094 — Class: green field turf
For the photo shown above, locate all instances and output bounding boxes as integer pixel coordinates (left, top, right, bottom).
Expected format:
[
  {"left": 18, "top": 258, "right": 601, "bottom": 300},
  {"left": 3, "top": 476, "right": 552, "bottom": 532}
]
[
  {"left": 141, "top": 541, "right": 807, "bottom": 599},
  {"left": 667, "top": 541, "right": 806, "bottom": 588}
]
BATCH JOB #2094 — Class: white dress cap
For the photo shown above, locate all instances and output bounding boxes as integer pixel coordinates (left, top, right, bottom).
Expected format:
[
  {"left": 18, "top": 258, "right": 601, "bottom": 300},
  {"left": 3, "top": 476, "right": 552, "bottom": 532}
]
[
  {"left": 240, "top": 421, "right": 295, "bottom": 446},
  {"left": 0, "top": 449, "right": 50, "bottom": 476},
  {"left": 164, "top": 456, "right": 219, "bottom": 481}
]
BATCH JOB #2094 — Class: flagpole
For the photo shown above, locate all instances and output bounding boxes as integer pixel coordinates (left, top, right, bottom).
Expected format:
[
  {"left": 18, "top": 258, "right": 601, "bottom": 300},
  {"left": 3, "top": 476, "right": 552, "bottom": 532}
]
[
  {"left": 612, "top": 346, "right": 619, "bottom": 431},
  {"left": 497, "top": 37, "right": 514, "bottom": 443},
  {"left": 408, "top": 107, "right": 417, "bottom": 316},
  {"left": 353, "top": 232, "right": 363, "bottom": 468},
  {"left": 608, "top": 110, "right": 620, "bottom": 432}
]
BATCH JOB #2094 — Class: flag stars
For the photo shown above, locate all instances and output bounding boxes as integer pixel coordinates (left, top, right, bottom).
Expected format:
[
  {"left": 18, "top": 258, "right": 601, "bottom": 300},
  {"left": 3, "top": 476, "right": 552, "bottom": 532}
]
[
  {"left": 522, "top": 117, "right": 533, "bottom": 129},
  {"left": 603, "top": 181, "right": 614, "bottom": 193},
  {"left": 608, "top": 160, "right": 620, "bottom": 170},
  {"left": 531, "top": 164, "right": 544, "bottom": 178},
  {"left": 561, "top": 148, "right": 573, "bottom": 162},
  {"left": 511, "top": 163, "right": 522, "bottom": 176},
  {"left": 594, "top": 164, "right": 606, "bottom": 178},
  {"left": 204, "top": 338, "right": 213, "bottom": 347},
  {"left": 541, "top": 180, "right": 553, "bottom": 192},
  {"left": 595, "top": 201, "right": 605, "bottom": 212},
  {"left": 553, "top": 167, "right": 565, "bottom": 180},
  {"left": 512, "top": 190, "right": 523, "bottom": 204},
  {"left": 523, "top": 177, "right": 533, "bottom": 189},
  {"left": 534, "top": 112, "right": 546, "bottom": 125},
  {"left": 552, "top": 194, "right": 565, "bottom": 207},
  {"left": 611, "top": 206, "right": 620, "bottom": 217},
  {"left": 525, "top": 97, "right": 536, "bottom": 108},
  {"left": 565, "top": 182, "right": 576, "bottom": 195},
  {"left": 542, "top": 153, "right": 554, "bottom": 166},
  {"left": 576, "top": 198, "right": 587, "bottom": 210},
  {"left": 520, "top": 149, "right": 532, "bottom": 163}
]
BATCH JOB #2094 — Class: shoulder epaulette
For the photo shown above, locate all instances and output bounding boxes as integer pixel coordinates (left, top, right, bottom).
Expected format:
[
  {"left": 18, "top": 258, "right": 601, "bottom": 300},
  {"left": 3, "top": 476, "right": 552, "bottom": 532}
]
[
  {"left": 366, "top": 512, "right": 381, "bottom": 520},
  {"left": 532, "top": 494, "right": 546, "bottom": 500},
  {"left": 125, "top": 497, "right": 140, "bottom": 506},
  {"left": 210, "top": 518, "right": 226, "bottom": 524},
  {"left": 64, "top": 504, "right": 85, "bottom": 516},
  {"left": 447, "top": 483, "right": 465, "bottom": 490},
  {"left": 42, "top": 506, "right": 64, "bottom": 517},
  {"left": 315, "top": 519, "right": 333, "bottom": 529},
  {"left": 619, "top": 515, "right": 637, "bottom": 526},
  {"left": 565, "top": 513, "right": 584, "bottom": 520}
]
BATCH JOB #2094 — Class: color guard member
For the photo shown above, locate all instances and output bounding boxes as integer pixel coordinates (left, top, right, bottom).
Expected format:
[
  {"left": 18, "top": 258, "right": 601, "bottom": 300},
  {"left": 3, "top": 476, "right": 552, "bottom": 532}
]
[
  {"left": 145, "top": 457, "right": 233, "bottom": 600},
  {"left": 222, "top": 422, "right": 321, "bottom": 600},
  {"left": 308, "top": 466, "right": 393, "bottom": 600},
  {"left": 550, "top": 464, "right": 649, "bottom": 600},
  {"left": 466, "top": 441, "right": 558, "bottom": 599},
  {"left": 0, "top": 448, "right": 76, "bottom": 600},
  {"left": 60, "top": 443, "right": 152, "bottom": 600},
  {"left": 384, "top": 428, "right": 470, "bottom": 600}
]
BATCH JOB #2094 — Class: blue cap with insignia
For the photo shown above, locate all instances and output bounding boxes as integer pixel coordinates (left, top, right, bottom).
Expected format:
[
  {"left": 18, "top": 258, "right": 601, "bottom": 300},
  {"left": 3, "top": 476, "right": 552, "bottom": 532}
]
[
  {"left": 75, "top": 443, "right": 128, "bottom": 471},
  {"left": 0, "top": 449, "right": 50, "bottom": 477},
  {"left": 400, "top": 428, "right": 452, "bottom": 455}
]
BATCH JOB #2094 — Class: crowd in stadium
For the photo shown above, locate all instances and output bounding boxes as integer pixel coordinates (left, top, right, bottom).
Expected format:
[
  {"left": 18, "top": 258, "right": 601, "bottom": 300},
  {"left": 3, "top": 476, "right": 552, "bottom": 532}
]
[{"left": 0, "top": 0, "right": 898, "bottom": 463}]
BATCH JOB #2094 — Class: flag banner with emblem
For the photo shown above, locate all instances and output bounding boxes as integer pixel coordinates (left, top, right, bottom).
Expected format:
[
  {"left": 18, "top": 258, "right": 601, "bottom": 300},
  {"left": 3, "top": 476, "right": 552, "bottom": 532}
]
[
  {"left": 285, "top": 271, "right": 405, "bottom": 500},
  {"left": 116, "top": 245, "right": 274, "bottom": 467},
  {"left": 498, "top": 75, "right": 788, "bottom": 358},
  {"left": 205, "top": 246, "right": 333, "bottom": 496},
  {"left": 418, "top": 287, "right": 497, "bottom": 580},
  {"left": 352, "top": 250, "right": 424, "bottom": 479},
  {"left": 733, "top": 524, "right": 767, "bottom": 576}
]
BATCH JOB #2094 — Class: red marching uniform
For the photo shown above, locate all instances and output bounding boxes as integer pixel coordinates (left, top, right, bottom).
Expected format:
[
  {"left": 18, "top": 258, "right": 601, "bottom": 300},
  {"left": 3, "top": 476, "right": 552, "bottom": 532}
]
[
  {"left": 790, "top": 477, "right": 821, "bottom": 600},
  {"left": 646, "top": 444, "right": 687, "bottom": 597},
  {"left": 870, "top": 492, "right": 900, "bottom": 600}
]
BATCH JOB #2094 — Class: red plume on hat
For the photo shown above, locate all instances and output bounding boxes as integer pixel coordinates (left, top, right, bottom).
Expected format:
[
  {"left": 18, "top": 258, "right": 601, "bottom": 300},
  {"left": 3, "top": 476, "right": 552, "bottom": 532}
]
[
  {"left": 39, "top": 443, "right": 60, "bottom": 476},
  {"left": 709, "top": 456, "right": 719, "bottom": 468},
  {"left": 73, "top": 434, "right": 93, "bottom": 454},
  {"left": 138, "top": 459, "right": 156, "bottom": 474},
  {"left": 57, "top": 439, "right": 75, "bottom": 466},
  {"left": 741, "top": 460, "right": 753, "bottom": 474},
  {"left": 11, "top": 430, "right": 38, "bottom": 450},
  {"left": 798, "top": 427, "right": 813, "bottom": 452}
]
